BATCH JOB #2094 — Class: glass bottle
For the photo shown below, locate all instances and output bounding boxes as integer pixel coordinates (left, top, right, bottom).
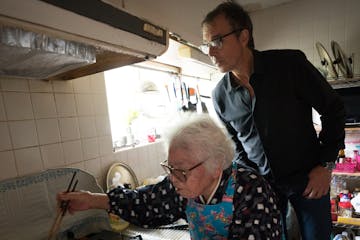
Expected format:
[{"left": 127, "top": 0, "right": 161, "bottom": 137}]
[
  {"left": 354, "top": 150, "right": 360, "bottom": 171},
  {"left": 338, "top": 149, "right": 346, "bottom": 163}
]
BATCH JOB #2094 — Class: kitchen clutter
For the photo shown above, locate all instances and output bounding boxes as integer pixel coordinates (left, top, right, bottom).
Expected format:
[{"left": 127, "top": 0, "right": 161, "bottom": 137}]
[
  {"left": 331, "top": 150, "right": 360, "bottom": 223},
  {"left": 330, "top": 181, "right": 360, "bottom": 239},
  {"left": 333, "top": 149, "right": 360, "bottom": 173}
]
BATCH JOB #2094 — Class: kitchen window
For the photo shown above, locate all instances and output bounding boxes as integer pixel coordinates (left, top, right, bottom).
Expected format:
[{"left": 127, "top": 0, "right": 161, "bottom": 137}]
[{"left": 105, "top": 64, "right": 181, "bottom": 150}]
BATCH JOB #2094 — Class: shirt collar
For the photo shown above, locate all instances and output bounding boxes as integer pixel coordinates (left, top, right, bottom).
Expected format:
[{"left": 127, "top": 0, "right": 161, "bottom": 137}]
[
  {"left": 196, "top": 164, "right": 233, "bottom": 204},
  {"left": 223, "top": 49, "right": 264, "bottom": 92}
]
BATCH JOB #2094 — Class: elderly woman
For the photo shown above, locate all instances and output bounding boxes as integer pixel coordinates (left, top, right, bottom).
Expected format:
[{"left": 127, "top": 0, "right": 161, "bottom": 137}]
[{"left": 58, "top": 114, "right": 281, "bottom": 239}]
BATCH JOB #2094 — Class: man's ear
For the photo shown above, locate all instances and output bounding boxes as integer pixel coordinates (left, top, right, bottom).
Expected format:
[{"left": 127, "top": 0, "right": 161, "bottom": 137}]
[{"left": 240, "top": 29, "right": 250, "bottom": 47}]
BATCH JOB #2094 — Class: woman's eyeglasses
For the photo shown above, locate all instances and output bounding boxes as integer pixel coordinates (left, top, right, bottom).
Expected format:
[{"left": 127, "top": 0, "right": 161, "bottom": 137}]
[
  {"left": 160, "top": 159, "right": 207, "bottom": 182},
  {"left": 199, "top": 28, "right": 244, "bottom": 55}
]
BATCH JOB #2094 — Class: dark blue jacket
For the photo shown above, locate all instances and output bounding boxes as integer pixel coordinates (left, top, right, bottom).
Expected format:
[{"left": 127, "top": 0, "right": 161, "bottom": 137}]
[{"left": 212, "top": 49, "right": 345, "bottom": 191}]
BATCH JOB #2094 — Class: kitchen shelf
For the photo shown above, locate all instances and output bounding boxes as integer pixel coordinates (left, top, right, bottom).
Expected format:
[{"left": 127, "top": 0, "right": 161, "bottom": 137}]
[
  {"left": 328, "top": 76, "right": 360, "bottom": 89},
  {"left": 332, "top": 172, "right": 360, "bottom": 179},
  {"left": 333, "top": 221, "right": 360, "bottom": 230}
]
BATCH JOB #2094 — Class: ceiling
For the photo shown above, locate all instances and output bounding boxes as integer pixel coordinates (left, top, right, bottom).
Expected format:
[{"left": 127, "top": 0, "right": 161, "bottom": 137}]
[
  {"left": 235, "top": 0, "right": 295, "bottom": 12},
  {"left": 112, "top": 0, "right": 296, "bottom": 46}
]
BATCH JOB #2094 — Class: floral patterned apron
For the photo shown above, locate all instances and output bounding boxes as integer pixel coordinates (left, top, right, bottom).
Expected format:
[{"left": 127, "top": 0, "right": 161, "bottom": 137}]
[{"left": 185, "top": 163, "right": 236, "bottom": 240}]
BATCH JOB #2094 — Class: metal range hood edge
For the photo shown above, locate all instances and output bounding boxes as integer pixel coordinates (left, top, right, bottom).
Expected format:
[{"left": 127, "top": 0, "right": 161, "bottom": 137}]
[{"left": 0, "top": 0, "right": 169, "bottom": 80}]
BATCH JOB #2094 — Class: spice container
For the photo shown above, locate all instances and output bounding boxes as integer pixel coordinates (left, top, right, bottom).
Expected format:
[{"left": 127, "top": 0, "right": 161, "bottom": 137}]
[
  {"left": 338, "top": 201, "right": 353, "bottom": 218},
  {"left": 338, "top": 190, "right": 353, "bottom": 218}
]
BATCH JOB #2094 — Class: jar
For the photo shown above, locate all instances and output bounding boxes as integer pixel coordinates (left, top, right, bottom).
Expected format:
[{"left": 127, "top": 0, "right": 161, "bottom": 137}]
[
  {"left": 339, "top": 190, "right": 352, "bottom": 202},
  {"left": 338, "top": 201, "right": 353, "bottom": 218},
  {"left": 330, "top": 197, "right": 338, "bottom": 221}
]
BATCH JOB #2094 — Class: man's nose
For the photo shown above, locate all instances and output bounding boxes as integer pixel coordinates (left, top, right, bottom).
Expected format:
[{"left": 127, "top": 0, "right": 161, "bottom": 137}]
[{"left": 208, "top": 46, "right": 217, "bottom": 57}]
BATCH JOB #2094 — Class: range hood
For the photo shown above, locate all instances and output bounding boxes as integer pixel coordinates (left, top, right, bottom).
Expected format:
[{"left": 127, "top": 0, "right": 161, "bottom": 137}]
[{"left": 0, "top": 0, "right": 168, "bottom": 80}]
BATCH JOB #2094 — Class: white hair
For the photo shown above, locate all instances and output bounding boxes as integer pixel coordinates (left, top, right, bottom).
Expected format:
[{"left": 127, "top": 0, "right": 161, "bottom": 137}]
[{"left": 163, "top": 113, "right": 235, "bottom": 173}]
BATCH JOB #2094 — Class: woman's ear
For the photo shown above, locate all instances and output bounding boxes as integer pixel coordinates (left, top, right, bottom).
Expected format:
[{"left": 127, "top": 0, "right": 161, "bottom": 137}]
[{"left": 213, "top": 156, "right": 225, "bottom": 178}]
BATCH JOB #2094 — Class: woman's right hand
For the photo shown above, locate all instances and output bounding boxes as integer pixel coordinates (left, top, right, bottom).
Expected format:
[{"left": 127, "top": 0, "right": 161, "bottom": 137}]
[{"left": 57, "top": 191, "right": 109, "bottom": 214}]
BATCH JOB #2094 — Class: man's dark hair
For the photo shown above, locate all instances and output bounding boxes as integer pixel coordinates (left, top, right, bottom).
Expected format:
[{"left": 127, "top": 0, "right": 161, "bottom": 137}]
[{"left": 202, "top": 2, "right": 254, "bottom": 49}]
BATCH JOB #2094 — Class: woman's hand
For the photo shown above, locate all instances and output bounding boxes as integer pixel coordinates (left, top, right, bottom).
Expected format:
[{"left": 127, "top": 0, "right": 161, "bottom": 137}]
[{"left": 57, "top": 191, "right": 109, "bottom": 214}]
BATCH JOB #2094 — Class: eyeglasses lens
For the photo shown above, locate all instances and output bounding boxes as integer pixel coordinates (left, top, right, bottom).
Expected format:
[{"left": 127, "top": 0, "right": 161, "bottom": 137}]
[
  {"left": 199, "top": 45, "right": 209, "bottom": 55},
  {"left": 199, "top": 38, "right": 222, "bottom": 54},
  {"left": 161, "top": 165, "right": 187, "bottom": 182}
]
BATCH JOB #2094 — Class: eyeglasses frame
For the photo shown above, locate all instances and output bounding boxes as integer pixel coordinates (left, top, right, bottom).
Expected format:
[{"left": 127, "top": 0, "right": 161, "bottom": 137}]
[
  {"left": 160, "top": 159, "right": 207, "bottom": 182},
  {"left": 199, "top": 28, "right": 245, "bottom": 54}
]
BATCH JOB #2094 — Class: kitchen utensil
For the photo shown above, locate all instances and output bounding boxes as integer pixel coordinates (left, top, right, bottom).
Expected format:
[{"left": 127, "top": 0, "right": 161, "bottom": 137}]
[
  {"left": 331, "top": 41, "right": 353, "bottom": 78},
  {"left": 48, "top": 171, "right": 78, "bottom": 240},
  {"left": 315, "top": 42, "right": 338, "bottom": 79},
  {"left": 106, "top": 163, "right": 139, "bottom": 191}
]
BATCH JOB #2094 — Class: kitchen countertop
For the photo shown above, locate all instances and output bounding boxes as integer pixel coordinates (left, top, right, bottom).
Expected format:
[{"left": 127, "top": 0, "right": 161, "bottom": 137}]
[{"left": 84, "top": 226, "right": 190, "bottom": 240}]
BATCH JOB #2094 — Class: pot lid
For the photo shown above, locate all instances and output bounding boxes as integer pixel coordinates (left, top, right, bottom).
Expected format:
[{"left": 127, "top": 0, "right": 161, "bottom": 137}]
[
  {"left": 331, "top": 41, "right": 353, "bottom": 78},
  {"left": 315, "top": 41, "right": 338, "bottom": 79},
  {"left": 106, "top": 163, "right": 139, "bottom": 191}
]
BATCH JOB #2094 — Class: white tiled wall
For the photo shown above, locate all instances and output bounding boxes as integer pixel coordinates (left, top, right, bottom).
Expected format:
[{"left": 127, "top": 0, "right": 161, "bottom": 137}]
[
  {"left": 0, "top": 74, "right": 166, "bottom": 189},
  {"left": 251, "top": 0, "right": 360, "bottom": 76}
]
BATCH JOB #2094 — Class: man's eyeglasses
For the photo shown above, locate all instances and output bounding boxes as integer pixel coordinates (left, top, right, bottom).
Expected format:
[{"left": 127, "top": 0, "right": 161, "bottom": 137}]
[
  {"left": 160, "top": 159, "right": 207, "bottom": 182},
  {"left": 199, "top": 28, "right": 244, "bottom": 55}
]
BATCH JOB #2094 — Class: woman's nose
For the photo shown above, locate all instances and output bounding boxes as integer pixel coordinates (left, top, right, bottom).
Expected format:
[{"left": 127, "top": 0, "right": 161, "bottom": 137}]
[{"left": 169, "top": 174, "right": 180, "bottom": 186}]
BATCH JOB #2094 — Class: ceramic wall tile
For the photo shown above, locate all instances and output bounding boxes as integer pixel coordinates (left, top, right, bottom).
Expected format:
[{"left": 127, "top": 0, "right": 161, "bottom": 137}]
[
  {"left": 0, "top": 78, "right": 29, "bottom": 92},
  {"left": 82, "top": 137, "right": 99, "bottom": 160},
  {"left": 75, "top": 94, "right": 94, "bottom": 116},
  {"left": 41, "top": 143, "right": 65, "bottom": 169},
  {"left": 98, "top": 135, "right": 113, "bottom": 156},
  {"left": 114, "top": 149, "right": 128, "bottom": 163},
  {"left": 29, "top": 79, "right": 52, "bottom": 92},
  {"left": 14, "top": 147, "right": 43, "bottom": 176},
  {"left": 0, "top": 93, "right": 6, "bottom": 121},
  {"left": 84, "top": 158, "right": 101, "bottom": 179},
  {"left": 36, "top": 118, "right": 61, "bottom": 145},
  {"left": 0, "top": 151, "right": 17, "bottom": 180},
  {"left": 93, "top": 94, "right": 108, "bottom": 115},
  {"left": 100, "top": 154, "right": 116, "bottom": 175},
  {"left": 3, "top": 92, "right": 34, "bottom": 120},
  {"left": 78, "top": 116, "right": 97, "bottom": 138},
  {"left": 52, "top": 80, "right": 74, "bottom": 93},
  {"left": 67, "top": 161, "right": 85, "bottom": 171},
  {"left": 59, "top": 117, "right": 80, "bottom": 141},
  {"left": 54, "top": 93, "right": 77, "bottom": 117},
  {"left": 0, "top": 122, "right": 12, "bottom": 151},
  {"left": 9, "top": 120, "right": 38, "bottom": 149},
  {"left": 90, "top": 73, "right": 106, "bottom": 93},
  {"left": 95, "top": 116, "right": 111, "bottom": 136},
  {"left": 31, "top": 93, "right": 57, "bottom": 119},
  {"left": 126, "top": 148, "right": 141, "bottom": 180},
  {"left": 73, "top": 76, "right": 92, "bottom": 93},
  {"left": 62, "top": 140, "right": 83, "bottom": 164}
]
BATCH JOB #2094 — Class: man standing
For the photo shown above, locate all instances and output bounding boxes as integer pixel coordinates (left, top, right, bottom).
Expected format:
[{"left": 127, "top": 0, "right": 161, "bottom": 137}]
[{"left": 200, "top": 2, "right": 345, "bottom": 239}]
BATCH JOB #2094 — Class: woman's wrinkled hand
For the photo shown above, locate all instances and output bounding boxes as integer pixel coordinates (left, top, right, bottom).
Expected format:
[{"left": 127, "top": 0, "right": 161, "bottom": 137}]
[{"left": 57, "top": 191, "right": 94, "bottom": 214}]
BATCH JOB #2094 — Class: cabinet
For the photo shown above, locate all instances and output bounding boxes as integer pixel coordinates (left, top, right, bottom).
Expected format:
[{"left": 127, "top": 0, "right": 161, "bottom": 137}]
[{"left": 332, "top": 172, "right": 360, "bottom": 235}]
